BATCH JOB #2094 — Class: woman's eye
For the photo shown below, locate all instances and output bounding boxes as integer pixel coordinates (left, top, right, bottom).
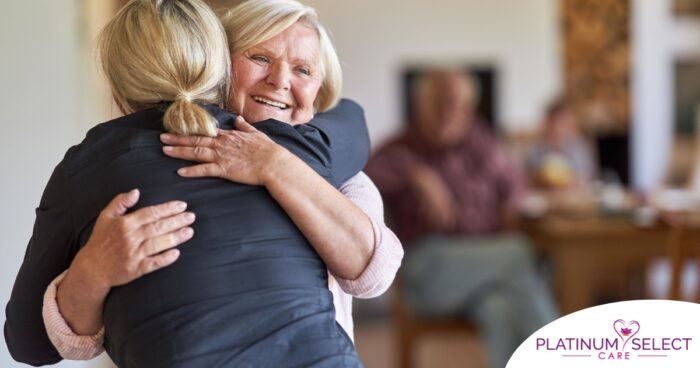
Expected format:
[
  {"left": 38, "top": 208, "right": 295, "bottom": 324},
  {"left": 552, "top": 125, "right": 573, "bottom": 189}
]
[
  {"left": 251, "top": 55, "right": 269, "bottom": 63},
  {"left": 297, "top": 67, "right": 311, "bottom": 76}
]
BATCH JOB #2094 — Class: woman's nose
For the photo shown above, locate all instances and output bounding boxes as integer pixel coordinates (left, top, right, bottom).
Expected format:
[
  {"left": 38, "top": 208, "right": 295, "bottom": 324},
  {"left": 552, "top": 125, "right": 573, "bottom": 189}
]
[{"left": 266, "top": 63, "right": 291, "bottom": 91}]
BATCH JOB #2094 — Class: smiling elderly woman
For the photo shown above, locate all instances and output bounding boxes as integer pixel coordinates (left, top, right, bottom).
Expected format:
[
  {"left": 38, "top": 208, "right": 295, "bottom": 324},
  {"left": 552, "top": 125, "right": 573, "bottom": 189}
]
[{"left": 5, "top": 0, "right": 402, "bottom": 367}]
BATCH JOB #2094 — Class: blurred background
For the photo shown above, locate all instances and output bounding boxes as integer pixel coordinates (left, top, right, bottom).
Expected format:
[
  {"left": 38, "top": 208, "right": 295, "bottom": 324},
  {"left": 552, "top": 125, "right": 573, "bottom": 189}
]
[{"left": 4, "top": 0, "right": 700, "bottom": 367}]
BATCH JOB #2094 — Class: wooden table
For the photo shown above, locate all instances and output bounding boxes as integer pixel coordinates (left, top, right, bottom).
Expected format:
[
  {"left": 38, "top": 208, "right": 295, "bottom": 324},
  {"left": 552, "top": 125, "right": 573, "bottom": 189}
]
[{"left": 523, "top": 215, "right": 672, "bottom": 315}]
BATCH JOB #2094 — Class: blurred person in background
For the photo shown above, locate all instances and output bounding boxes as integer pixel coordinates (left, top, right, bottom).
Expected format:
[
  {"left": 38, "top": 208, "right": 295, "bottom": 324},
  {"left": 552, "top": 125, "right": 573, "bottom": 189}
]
[
  {"left": 366, "top": 69, "right": 558, "bottom": 368},
  {"left": 526, "top": 99, "right": 596, "bottom": 192}
]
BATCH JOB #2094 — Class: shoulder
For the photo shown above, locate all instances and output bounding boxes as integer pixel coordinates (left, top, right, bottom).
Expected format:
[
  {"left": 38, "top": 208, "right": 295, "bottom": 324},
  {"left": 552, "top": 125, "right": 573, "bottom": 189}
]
[
  {"left": 366, "top": 133, "right": 418, "bottom": 179},
  {"left": 469, "top": 121, "right": 498, "bottom": 144},
  {"left": 64, "top": 109, "right": 165, "bottom": 173},
  {"left": 332, "top": 98, "right": 364, "bottom": 116},
  {"left": 305, "top": 98, "right": 368, "bottom": 144},
  {"left": 470, "top": 122, "right": 509, "bottom": 154},
  {"left": 205, "top": 104, "right": 237, "bottom": 130}
]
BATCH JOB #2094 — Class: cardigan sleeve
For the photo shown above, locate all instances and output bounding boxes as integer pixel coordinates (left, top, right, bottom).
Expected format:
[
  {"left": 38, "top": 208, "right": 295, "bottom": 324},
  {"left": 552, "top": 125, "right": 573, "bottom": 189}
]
[
  {"left": 42, "top": 271, "right": 105, "bottom": 360},
  {"left": 332, "top": 172, "right": 403, "bottom": 298}
]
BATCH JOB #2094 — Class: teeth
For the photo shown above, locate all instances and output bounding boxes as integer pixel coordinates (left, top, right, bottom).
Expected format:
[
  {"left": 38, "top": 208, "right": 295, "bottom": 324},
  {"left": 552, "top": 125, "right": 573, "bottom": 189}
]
[{"left": 253, "top": 96, "right": 288, "bottom": 109}]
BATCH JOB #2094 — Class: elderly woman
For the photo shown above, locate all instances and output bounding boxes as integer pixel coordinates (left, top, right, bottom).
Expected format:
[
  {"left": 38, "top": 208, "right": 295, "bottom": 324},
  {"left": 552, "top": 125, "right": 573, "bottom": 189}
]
[{"left": 5, "top": 0, "right": 402, "bottom": 367}]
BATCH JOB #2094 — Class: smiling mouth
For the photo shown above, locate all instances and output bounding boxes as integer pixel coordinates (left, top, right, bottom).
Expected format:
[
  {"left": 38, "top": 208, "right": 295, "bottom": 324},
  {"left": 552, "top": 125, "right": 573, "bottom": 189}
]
[{"left": 252, "top": 96, "right": 290, "bottom": 110}]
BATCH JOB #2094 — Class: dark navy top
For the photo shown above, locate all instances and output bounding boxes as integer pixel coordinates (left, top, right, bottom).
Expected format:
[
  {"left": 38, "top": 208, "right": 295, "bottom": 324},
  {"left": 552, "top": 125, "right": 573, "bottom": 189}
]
[{"left": 5, "top": 101, "right": 368, "bottom": 367}]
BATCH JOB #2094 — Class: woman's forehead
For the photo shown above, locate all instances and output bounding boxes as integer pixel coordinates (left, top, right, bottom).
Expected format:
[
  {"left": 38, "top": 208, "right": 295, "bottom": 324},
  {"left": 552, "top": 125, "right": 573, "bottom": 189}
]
[{"left": 248, "top": 23, "right": 320, "bottom": 63}]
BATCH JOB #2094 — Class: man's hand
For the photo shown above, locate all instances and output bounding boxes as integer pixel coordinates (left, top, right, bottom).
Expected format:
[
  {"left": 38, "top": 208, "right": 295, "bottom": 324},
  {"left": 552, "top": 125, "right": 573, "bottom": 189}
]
[{"left": 408, "top": 165, "right": 457, "bottom": 231}]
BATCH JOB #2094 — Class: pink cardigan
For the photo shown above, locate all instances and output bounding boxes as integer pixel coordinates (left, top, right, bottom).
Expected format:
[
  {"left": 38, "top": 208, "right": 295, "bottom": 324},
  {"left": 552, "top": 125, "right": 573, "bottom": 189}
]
[{"left": 42, "top": 172, "right": 403, "bottom": 360}]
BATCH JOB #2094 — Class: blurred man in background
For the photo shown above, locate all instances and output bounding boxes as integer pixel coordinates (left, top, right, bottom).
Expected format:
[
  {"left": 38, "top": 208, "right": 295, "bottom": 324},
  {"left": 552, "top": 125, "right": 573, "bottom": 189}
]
[{"left": 366, "top": 69, "right": 558, "bottom": 368}]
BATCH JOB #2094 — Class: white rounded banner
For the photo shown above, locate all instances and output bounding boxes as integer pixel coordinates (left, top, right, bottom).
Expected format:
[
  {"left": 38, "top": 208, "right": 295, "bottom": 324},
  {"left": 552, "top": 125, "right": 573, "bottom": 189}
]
[{"left": 507, "top": 300, "right": 700, "bottom": 367}]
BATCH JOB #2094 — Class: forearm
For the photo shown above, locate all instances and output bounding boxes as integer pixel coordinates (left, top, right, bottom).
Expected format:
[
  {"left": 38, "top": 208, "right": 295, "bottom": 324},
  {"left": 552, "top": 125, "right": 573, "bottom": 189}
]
[
  {"left": 44, "top": 272, "right": 105, "bottom": 360},
  {"left": 56, "top": 255, "right": 110, "bottom": 335},
  {"left": 330, "top": 172, "right": 404, "bottom": 297},
  {"left": 263, "top": 152, "right": 374, "bottom": 280}
]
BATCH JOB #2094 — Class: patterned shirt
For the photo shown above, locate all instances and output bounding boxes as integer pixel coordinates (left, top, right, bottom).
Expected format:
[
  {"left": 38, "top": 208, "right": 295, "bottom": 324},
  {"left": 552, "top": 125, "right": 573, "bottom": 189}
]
[{"left": 366, "top": 122, "right": 526, "bottom": 244}]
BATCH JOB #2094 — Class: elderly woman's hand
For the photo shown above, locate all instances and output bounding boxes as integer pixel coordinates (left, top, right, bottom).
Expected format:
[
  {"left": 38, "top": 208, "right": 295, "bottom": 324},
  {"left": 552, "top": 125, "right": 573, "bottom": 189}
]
[
  {"left": 58, "top": 189, "right": 195, "bottom": 334},
  {"left": 160, "top": 116, "right": 290, "bottom": 185},
  {"left": 69, "top": 189, "right": 195, "bottom": 292}
]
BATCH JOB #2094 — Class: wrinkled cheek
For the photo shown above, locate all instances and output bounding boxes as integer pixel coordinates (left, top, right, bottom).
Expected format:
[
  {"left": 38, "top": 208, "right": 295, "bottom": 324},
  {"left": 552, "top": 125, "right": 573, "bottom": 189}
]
[{"left": 227, "top": 92, "right": 239, "bottom": 110}]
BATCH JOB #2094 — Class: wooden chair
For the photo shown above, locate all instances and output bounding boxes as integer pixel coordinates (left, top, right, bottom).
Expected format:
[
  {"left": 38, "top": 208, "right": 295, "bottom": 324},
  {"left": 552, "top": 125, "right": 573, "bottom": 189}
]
[
  {"left": 666, "top": 211, "right": 700, "bottom": 302},
  {"left": 392, "top": 281, "right": 479, "bottom": 368}
]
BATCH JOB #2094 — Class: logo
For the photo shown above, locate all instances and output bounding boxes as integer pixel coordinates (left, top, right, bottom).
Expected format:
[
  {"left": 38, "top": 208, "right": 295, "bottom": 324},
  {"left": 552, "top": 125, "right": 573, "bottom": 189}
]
[
  {"left": 535, "top": 318, "right": 692, "bottom": 361},
  {"left": 507, "top": 300, "right": 700, "bottom": 368},
  {"left": 613, "top": 319, "right": 639, "bottom": 350}
]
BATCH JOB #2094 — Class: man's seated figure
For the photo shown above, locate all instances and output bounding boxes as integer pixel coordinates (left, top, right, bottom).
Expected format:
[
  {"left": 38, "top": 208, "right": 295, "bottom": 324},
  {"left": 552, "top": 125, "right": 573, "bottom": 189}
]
[{"left": 366, "top": 69, "right": 559, "bottom": 368}]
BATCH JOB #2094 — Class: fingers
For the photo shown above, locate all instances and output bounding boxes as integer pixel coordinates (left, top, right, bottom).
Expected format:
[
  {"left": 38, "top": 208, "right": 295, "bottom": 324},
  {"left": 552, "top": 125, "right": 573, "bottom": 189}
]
[
  {"left": 177, "top": 163, "right": 223, "bottom": 178},
  {"left": 235, "top": 116, "right": 257, "bottom": 132},
  {"left": 127, "top": 200, "right": 188, "bottom": 226},
  {"left": 140, "top": 211, "right": 196, "bottom": 239},
  {"left": 160, "top": 133, "right": 215, "bottom": 148},
  {"left": 140, "top": 226, "right": 194, "bottom": 257},
  {"left": 138, "top": 248, "right": 181, "bottom": 275},
  {"left": 104, "top": 189, "right": 140, "bottom": 218},
  {"left": 163, "top": 146, "right": 217, "bottom": 162}
]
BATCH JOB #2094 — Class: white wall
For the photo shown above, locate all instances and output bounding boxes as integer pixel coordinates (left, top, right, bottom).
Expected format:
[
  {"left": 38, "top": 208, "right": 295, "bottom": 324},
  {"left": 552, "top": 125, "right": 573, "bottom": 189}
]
[
  {"left": 304, "top": 0, "right": 562, "bottom": 145},
  {"left": 0, "top": 1, "right": 112, "bottom": 367},
  {"left": 632, "top": 0, "right": 673, "bottom": 191},
  {"left": 632, "top": 0, "right": 700, "bottom": 190}
]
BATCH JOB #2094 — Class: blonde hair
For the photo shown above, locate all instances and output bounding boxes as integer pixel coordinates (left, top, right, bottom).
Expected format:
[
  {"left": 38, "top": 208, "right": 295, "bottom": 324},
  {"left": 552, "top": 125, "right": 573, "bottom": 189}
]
[
  {"left": 99, "top": 0, "right": 231, "bottom": 136},
  {"left": 221, "top": 0, "right": 342, "bottom": 112}
]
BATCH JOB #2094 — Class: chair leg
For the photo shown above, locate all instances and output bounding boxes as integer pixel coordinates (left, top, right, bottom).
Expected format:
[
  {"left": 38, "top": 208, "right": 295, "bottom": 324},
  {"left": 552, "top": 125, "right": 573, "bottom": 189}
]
[
  {"left": 692, "top": 230, "right": 700, "bottom": 303},
  {"left": 668, "top": 225, "right": 687, "bottom": 301},
  {"left": 397, "top": 330, "right": 414, "bottom": 368}
]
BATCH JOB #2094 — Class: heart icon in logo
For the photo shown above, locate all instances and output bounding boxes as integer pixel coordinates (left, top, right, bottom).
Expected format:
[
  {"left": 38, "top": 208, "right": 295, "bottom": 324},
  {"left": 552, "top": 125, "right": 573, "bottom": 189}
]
[{"left": 613, "top": 319, "right": 640, "bottom": 350}]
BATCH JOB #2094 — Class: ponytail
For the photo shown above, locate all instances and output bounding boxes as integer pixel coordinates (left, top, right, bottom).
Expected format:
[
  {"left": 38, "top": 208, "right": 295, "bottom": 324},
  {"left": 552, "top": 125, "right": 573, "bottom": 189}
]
[
  {"left": 163, "top": 94, "right": 218, "bottom": 137},
  {"left": 99, "top": 0, "right": 230, "bottom": 136}
]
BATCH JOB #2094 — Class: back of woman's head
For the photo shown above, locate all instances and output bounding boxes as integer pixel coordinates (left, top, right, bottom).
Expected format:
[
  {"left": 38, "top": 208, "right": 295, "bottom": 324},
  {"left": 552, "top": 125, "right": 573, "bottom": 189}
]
[
  {"left": 100, "top": 0, "right": 230, "bottom": 136},
  {"left": 221, "top": 0, "right": 342, "bottom": 113}
]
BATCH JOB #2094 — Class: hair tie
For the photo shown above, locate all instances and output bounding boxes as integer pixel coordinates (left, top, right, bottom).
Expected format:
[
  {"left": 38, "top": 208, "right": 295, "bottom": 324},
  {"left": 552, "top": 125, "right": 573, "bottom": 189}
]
[{"left": 176, "top": 93, "right": 192, "bottom": 102}]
